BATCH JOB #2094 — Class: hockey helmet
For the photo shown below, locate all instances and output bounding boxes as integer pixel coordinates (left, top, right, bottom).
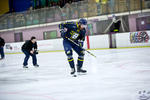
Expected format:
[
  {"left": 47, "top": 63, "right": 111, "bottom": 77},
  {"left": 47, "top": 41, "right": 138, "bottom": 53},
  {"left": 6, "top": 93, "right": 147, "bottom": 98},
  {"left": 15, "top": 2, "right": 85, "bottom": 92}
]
[{"left": 79, "top": 18, "right": 87, "bottom": 25}]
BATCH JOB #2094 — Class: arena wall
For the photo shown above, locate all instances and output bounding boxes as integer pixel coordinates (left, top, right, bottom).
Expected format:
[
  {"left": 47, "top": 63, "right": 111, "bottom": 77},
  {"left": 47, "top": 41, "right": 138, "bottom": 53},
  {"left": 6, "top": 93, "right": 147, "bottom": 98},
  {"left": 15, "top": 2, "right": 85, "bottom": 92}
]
[{"left": 4, "top": 31, "right": 150, "bottom": 53}]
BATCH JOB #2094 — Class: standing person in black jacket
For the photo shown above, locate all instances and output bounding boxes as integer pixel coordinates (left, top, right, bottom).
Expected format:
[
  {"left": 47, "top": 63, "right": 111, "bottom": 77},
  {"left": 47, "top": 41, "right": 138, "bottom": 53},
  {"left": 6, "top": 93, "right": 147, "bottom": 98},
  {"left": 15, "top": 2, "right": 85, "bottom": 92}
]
[
  {"left": 0, "top": 37, "right": 5, "bottom": 60},
  {"left": 22, "top": 36, "right": 39, "bottom": 68}
]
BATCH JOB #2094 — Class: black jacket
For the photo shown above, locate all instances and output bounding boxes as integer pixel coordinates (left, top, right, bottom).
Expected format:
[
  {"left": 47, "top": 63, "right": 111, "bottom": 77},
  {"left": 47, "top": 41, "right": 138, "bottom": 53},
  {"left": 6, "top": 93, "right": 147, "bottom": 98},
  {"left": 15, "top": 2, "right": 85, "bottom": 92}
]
[
  {"left": 0, "top": 37, "right": 5, "bottom": 47},
  {"left": 22, "top": 40, "right": 37, "bottom": 52},
  {"left": 110, "top": 20, "right": 121, "bottom": 32}
]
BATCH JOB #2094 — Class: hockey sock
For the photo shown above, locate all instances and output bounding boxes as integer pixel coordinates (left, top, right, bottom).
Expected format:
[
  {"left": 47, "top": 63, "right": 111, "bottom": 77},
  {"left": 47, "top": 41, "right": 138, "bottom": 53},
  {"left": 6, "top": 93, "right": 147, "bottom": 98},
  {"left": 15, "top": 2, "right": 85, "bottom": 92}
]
[
  {"left": 68, "top": 57, "right": 75, "bottom": 68},
  {"left": 77, "top": 56, "right": 84, "bottom": 69}
]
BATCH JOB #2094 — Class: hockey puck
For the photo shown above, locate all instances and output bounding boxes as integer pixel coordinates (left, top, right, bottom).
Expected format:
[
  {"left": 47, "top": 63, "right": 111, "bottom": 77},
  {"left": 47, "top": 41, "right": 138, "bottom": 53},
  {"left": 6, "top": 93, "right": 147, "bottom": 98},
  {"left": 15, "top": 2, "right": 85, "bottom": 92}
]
[{"left": 73, "top": 75, "right": 77, "bottom": 77}]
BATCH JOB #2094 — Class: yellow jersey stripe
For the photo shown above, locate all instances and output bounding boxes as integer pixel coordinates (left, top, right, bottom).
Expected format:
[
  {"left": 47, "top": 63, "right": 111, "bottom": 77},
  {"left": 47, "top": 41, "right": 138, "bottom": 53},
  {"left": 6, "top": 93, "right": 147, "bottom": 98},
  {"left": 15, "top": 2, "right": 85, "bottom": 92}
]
[
  {"left": 78, "top": 59, "right": 84, "bottom": 61},
  {"left": 68, "top": 59, "right": 74, "bottom": 62}
]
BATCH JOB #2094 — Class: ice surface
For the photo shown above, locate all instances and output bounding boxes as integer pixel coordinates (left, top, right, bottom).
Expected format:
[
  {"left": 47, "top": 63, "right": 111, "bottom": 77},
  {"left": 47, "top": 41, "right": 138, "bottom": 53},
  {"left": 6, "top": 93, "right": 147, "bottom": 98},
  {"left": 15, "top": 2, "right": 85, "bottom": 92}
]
[{"left": 0, "top": 48, "right": 150, "bottom": 100}]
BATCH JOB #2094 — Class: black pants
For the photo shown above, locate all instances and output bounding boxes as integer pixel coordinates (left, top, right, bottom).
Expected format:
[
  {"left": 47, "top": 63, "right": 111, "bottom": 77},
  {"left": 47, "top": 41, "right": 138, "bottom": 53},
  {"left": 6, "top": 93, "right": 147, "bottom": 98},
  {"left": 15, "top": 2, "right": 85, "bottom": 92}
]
[
  {"left": 22, "top": 50, "right": 37, "bottom": 66},
  {"left": 0, "top": 47, "right": 4, "bottom": 59}
]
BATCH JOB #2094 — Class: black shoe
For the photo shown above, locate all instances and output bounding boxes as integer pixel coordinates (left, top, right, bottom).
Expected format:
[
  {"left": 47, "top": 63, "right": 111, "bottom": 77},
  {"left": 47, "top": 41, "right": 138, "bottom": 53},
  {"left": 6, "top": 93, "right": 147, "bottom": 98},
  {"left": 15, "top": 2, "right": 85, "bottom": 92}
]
[
  {"left": 34, "top": 64, "right": 39, "bottom": 67},
  {"left": 70, "top": 68, "right": 75, "bottom": 75},
  {"left": 77, "top": 68, "right": 87, "bottom": 73},
  {"left": 23, "top": 65, "right": 28, "bottom": 68}
]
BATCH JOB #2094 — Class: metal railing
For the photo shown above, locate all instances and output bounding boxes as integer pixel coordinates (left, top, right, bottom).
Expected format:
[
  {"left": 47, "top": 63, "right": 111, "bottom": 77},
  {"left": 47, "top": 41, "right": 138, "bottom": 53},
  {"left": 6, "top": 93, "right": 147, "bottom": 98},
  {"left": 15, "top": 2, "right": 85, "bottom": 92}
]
[{"left": 0, "top": 0, "right": 150, "bottom": 30}]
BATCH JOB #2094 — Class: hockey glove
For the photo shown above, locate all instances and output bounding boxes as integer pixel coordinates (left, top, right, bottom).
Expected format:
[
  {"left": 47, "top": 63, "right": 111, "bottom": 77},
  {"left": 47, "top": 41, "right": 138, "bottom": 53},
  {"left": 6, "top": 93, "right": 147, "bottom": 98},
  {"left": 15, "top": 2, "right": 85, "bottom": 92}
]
[
  {"left": 59, "top": 23, "right": 64, "bottom": 29},
  {"left": 78, "top": 40, "right": 84, "bottom": 47},
  {"left": 60, "top": 29, "right": 66, "bottom": 39}
]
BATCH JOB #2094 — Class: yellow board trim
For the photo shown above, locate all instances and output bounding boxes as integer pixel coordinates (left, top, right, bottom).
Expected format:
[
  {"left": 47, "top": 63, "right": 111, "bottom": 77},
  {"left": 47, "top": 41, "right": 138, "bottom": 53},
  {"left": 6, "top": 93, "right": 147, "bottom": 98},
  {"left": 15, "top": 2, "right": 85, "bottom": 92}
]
[{"left": 88, "top": 46, "right": 150, "bottom": 51}]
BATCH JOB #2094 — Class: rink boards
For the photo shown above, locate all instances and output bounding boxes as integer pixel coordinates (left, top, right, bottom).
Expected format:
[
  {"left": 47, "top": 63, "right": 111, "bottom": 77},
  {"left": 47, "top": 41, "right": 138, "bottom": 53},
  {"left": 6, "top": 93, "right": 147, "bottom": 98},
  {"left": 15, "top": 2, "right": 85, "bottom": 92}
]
[{"left": 4, "top": 31, "right": 150, "bottom": 53}]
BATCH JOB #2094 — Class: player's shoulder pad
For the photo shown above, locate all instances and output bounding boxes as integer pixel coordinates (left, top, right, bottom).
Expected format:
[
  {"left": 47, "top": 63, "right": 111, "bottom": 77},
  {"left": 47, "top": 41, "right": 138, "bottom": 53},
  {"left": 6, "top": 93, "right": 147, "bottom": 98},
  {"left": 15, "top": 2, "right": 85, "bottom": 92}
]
[
  {"left": 64, "top": 21, "right": 75, "bottom": 25},
  {"left": 64, "top": 21, "right": 77, "bottom": 29}
]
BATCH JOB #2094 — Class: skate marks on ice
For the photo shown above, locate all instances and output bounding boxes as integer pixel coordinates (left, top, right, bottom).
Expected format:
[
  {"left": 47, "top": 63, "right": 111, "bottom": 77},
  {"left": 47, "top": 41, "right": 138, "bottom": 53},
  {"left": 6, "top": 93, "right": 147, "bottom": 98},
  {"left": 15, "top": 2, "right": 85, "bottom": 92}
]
[{"left": 0, "top": 48, "right": 150, "bottom": 100}]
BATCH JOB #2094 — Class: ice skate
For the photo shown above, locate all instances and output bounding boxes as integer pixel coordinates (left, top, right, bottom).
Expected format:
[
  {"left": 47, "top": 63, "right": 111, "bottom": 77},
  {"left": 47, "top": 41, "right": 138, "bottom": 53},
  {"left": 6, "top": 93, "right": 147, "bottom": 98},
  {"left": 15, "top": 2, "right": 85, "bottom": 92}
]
[
  {"left": 77, "top": 65, "right": 87, "bottom": 75},
  {"left": 34, "top": 64, "right": 39, "bottom": 67},
  {"left": 23, "top": 65, "right": 28, "bottom": 68},
  {"left": 70, "top": 68, "right": 77, "bottom": 77},
  {"left": 77, "top": 68, "right": 87, "bottom": 73},
  {"left": 70, "top": 68, "right": 75, "bottom": 75}
]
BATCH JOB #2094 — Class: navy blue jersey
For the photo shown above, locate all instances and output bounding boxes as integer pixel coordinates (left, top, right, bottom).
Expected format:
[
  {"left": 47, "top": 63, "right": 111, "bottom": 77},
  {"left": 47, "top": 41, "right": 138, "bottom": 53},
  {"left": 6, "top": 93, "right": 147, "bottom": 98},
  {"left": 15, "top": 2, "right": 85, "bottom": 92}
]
[{"left": 59, "top": 22, "right": 86, "bottom": 42}]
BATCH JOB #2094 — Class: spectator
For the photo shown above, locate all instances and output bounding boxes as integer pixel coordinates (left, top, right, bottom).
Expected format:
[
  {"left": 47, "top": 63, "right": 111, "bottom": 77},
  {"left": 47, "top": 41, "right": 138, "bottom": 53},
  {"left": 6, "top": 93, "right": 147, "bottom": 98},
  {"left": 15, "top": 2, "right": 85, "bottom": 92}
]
[
  {"left": 0, "top": 37, "right": 5, "bottom": 60},
  {"left": 21, "top": 36, "right": 39, "bottom": 68}
]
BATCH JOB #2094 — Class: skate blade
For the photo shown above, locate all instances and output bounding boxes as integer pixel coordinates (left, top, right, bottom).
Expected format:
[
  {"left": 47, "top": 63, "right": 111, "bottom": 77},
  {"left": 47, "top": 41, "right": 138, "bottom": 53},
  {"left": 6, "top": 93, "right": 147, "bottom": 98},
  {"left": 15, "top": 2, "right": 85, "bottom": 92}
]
[
  {"left": 77, "top": 72, "right": 87, "bottom": 75},
  {"left": 71, "top": 73, "right": 77, "bottom": 77}
]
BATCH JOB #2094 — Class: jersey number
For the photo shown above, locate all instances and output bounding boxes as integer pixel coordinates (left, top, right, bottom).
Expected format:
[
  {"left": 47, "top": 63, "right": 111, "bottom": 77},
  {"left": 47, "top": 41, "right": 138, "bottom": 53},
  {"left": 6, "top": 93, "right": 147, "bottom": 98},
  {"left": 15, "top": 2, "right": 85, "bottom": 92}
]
[{"left": 71, "top": 33, "right": 79, "bottom": 39}]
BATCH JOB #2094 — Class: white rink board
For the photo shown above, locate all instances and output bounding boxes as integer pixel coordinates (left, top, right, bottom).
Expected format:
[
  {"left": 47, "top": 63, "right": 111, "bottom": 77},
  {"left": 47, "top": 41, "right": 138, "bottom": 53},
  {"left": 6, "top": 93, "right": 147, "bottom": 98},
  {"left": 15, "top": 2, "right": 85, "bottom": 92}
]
[
  {"left": 4, "top": 35, "right": 109, "bottom": 53},
  {"left": 89, "top": 35, "right": 109, "bottom": 49},
  {"left": 4, "top": 39, "right": 64, "bottom": 53},
  {"left": 4, "top": 31, "right": 150, "bottom": 53},
  {"left": 37, "top": 39, "right": 64, "bottom": 51},
  {"left": 116, "top": 31, "right": 150, "bottom": 47},
  {"left": 5, "top": 42, "right": 24, "bottom": 53}
]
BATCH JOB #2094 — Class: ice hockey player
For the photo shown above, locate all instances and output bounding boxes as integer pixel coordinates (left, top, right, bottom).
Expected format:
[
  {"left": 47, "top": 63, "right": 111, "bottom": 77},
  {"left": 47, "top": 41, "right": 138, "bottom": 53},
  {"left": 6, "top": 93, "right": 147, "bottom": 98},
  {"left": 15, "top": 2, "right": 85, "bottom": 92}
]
[
  {"left": 59, "top": 18, "right": 87, "bottom": 75},
  {"left": 21, "top": 36, "right": 39, "bottom": 68}
]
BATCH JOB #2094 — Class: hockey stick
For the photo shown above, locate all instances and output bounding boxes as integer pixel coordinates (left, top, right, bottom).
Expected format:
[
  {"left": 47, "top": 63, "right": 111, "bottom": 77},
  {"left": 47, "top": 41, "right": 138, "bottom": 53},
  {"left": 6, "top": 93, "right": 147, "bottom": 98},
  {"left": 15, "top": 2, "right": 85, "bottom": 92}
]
[{"left": 67, "top": 38, "right": 96, "bottom": 58}]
